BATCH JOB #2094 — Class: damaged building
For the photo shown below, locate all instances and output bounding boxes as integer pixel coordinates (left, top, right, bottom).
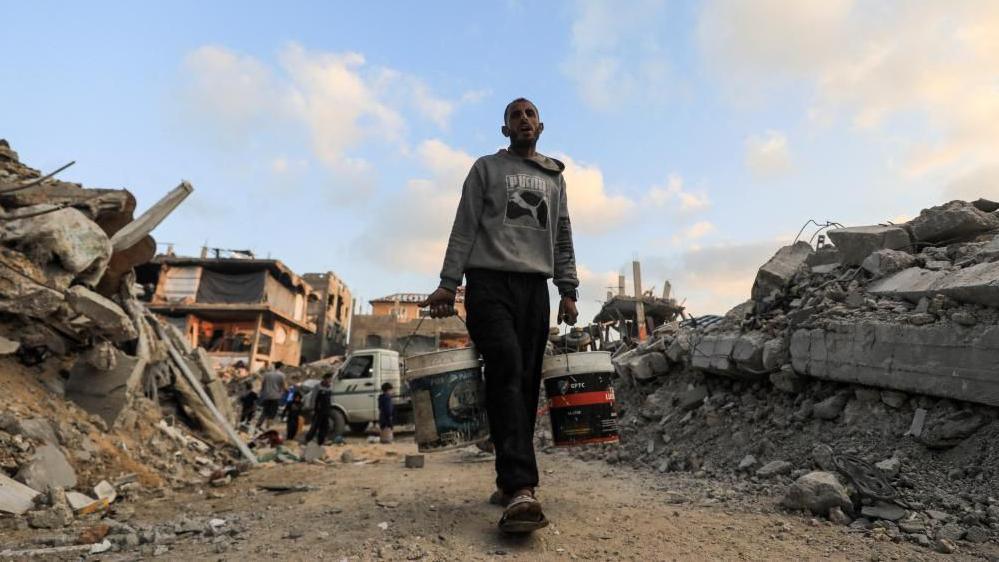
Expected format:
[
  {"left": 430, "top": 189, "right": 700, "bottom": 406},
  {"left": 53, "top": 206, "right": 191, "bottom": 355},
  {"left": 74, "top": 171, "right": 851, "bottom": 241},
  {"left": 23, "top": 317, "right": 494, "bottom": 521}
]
[
  {"left": 137, "top": 255, "right": 318, "bottom": 372},
  {"left": 349, "top": 291, "right": 469, "bottom": 355},
  {"left": 300, "top": 271, "right": 353, "bottom": 362}
]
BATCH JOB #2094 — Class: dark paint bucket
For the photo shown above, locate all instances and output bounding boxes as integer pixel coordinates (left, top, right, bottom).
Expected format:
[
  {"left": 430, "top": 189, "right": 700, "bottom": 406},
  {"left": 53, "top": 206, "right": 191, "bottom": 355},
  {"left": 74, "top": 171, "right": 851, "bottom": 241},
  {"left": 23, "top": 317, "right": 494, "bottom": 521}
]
[
  {"left": 542, "top": 352, "right": 619, "bottom": 447},
  {"left": 404, "top": 347, "right": 489, "bottom": 453}
]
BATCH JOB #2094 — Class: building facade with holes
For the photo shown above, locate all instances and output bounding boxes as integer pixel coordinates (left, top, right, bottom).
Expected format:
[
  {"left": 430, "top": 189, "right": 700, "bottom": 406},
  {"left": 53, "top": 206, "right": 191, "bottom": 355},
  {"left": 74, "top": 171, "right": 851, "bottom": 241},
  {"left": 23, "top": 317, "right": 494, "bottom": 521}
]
[{"left": 137, "top": 255, "right": 318, "bottom": 372}]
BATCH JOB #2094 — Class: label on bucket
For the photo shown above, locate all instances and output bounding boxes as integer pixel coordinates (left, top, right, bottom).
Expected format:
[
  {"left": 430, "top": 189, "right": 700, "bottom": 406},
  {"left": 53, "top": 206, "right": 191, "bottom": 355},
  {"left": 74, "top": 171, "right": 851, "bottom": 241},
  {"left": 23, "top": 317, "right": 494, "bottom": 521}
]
[
  {"left": 408, "top": 367, "right": 489, "bottom": 452},
  {"left": 544, "top": 370, "right": 619, "bottom": 446}
]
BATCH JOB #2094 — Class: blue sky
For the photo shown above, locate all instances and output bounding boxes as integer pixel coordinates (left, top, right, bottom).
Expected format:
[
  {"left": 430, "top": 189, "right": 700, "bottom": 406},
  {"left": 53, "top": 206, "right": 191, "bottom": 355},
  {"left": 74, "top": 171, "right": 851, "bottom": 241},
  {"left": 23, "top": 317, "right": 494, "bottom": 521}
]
[{"left": 3, "top": 1, "right": 997, "bottom": 322}]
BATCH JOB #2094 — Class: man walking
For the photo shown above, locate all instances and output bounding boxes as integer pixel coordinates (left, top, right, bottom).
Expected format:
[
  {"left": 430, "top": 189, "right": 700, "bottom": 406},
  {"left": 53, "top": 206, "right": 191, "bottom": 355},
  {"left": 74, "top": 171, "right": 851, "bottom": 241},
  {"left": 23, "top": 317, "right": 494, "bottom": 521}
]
[
  {"left": 421, "top": 98, "right": 578, "bottom": 534},
  {"left": 256, "top": 362, "right": 286, "bottom": 430}
]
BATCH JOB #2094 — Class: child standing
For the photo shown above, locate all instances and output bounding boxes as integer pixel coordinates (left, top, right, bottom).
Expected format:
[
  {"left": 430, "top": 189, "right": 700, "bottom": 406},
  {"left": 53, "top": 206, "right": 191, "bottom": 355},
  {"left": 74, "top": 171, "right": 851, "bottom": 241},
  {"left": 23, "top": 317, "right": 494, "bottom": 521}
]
[
  {"left": 285, "top": 392, "right": 304, "bottom": 441},
  {"left": 378, "top": 382, "right": 394, "bottom": 444},
  {"left": 239, "top": 382, "right": 258, "bottom": 426}
]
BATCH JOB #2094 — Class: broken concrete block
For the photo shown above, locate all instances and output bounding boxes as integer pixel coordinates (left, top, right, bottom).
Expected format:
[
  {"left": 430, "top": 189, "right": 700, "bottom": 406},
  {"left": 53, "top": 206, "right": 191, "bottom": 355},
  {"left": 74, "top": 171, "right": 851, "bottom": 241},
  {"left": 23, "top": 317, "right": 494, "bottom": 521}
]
[
  {"left": 866, "top": 267, "right": 947, "bottom": 302},
  {"left": 0, "top": 207, "right": 111, "bottom": 286},
  {"left": 0, "top": 472, "right": 41, "bottom": 515},
  {"left": 628, "top": 352, "right": 669, "bottom": 381},
  {"left": 861, "top": 501, "right": 906, "bottom": 521},
  {"left": 731, "top": 332, "right": 768, "bottom": 374},
  {"left": 975, "top": 234, "right": 999, "bottom": 261},
  {"left": 751, "top": 242, "right": 813, "bottom": 301},
  {"left": 908, "top": 200, "right": 999, "bottom": 244},
  {"left": 907, "top": 408, "right": 928, "bottom": 437},
  {"left": 861, "top": 249, "right": 916, "bottom": 277},
  {"left": 64, "top": 347, "right": 142, "bottom": 427},
  {"left": 756, "top": 460, "right": 793, "bottom": 478},
  {"left": 65, "top": 286, "right": 137, "bottom": 342},
  {"left": 791, "top": 322, "right": 999, "bottom": 407},
  {"left": 27, "top": 488, "right": 73, "bottom": 529},
  {"left": 805, "top": 246, "right": 841, "bottom": 267},
  {"left": 65, "top": 491, "right": 97, "bottom": 512},
  {"left": 678, "top": 386, "right": 708, "bottom": 412},
  {"left": 12, "top": 418, "right": 58, "bottom": 445},
  {"left": 972, "top": 198, "right": 999, "bottom": 212},
  {"left": 781, "top": 471, "right": 852, "bottom": 515},
  {"left": 827, "top": 226, "right": 910, "bottom": 266},
  {"left": 15, "top": 444, "right": 77, "bottom": 492},
  {"left": 812, "top": 393, "right": 850, "bottom": 420},
  {"left": 93, "top": 481, "right": 116, "bottom": 503},
  {"left": 761, "top": 337, "right": 788, "bottom": 371},
  {"left": 404, "top": 454, "right": 424, "bottom": 469},
  {"left": 770, "top": 366, "right": 806, "bottom": 393},
  {"left": 0, "top": 335, "right": 19, "bottom": 355},
  {"left": 302, "top": 443, "right": 325, "bottom": 463},
  {"left": 691, "top": 334, "right": 737, "bottom": 375}
]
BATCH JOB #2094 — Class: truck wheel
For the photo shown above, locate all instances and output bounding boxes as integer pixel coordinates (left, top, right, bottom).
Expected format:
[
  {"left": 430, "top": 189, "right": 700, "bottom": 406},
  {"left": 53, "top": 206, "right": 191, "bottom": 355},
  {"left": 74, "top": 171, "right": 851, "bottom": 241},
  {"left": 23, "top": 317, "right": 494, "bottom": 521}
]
[
  {"left": 331, "top": 410, "right": 347, "bottom": 438},
  {"left": 349, "top": 422, "right": 369, "bottom": 434}
]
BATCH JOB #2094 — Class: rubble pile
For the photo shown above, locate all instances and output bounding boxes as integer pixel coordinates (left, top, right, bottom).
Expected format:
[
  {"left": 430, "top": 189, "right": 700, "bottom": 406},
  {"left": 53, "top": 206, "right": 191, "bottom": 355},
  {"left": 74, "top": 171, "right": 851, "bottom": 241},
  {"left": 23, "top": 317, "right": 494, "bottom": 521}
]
[
  {"left": 0, "top": 140, "right": 252, "bottom": 538},
  {"left": 594, "top": 200, "right": 999, "bottom": 551}
]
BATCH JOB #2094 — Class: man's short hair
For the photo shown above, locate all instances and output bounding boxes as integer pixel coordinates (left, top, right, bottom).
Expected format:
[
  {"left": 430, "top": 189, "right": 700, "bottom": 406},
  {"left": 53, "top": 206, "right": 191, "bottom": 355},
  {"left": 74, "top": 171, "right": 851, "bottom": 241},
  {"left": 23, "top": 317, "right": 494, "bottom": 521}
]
[
  {"left": 504, "top": 97, "right": 538, "bottom": 122},
  {"left": 322, "top": 372, "right": 333, "bottom": 380},
  {"left": 274, "top": 361, "right": 284, "bottom": 370},
  {"left": 381, "top": 382, "right": 393, "bottom": 392}
]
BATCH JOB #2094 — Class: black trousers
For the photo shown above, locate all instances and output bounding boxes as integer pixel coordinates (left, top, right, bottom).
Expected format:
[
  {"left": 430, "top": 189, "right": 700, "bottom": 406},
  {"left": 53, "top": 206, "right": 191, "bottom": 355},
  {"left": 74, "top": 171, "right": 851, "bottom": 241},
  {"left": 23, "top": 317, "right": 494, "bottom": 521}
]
[
  {"left": 305, "top": 411, "right": 329, "bottom": 445},
  {"left": 464, "top": 269, "right": 549, "bottom": 494}
]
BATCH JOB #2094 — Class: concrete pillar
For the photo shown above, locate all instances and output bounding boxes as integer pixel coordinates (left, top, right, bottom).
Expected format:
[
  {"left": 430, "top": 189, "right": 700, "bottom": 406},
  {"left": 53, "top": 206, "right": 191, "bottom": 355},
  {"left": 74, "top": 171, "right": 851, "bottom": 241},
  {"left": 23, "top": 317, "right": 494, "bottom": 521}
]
[
  {"left": 633, "top": 261, "right": 647, "bottom": 340},
  {"left": 617, "top": 274, "right": 626, "bottom": 296}
]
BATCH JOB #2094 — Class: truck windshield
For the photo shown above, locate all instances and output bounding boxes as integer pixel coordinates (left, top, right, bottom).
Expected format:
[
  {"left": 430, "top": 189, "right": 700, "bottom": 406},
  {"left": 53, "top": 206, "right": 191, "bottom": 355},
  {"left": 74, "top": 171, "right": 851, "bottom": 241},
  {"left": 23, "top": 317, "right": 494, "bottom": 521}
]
[{"left": 340, "top": 355, "right": 374, "bottom": 379}]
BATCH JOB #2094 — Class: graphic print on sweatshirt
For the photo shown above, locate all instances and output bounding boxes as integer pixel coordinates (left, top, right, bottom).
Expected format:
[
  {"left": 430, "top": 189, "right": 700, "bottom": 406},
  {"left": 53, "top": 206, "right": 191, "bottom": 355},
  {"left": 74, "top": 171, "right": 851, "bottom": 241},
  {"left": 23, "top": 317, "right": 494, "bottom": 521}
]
[{"left": 503, "top": 174, "right": 550, "bottom": 231}]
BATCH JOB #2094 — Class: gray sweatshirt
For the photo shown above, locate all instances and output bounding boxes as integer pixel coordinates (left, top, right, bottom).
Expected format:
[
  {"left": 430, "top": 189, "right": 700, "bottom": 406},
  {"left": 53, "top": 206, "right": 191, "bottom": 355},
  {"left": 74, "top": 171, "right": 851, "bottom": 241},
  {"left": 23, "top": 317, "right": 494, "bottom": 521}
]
[{"left": 439, "top": 149, "right": 579, "bottom": 295}]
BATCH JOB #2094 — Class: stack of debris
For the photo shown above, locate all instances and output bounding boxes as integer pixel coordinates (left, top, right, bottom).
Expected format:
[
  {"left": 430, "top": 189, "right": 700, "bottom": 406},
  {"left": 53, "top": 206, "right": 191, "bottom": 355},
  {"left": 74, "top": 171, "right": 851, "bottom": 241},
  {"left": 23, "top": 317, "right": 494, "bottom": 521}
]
[
  {"left": 597, "top": 199, "right": 999, "bottom": 552},
  {"left": 0, "top": 140, "right": 253, "bottom": 533}
]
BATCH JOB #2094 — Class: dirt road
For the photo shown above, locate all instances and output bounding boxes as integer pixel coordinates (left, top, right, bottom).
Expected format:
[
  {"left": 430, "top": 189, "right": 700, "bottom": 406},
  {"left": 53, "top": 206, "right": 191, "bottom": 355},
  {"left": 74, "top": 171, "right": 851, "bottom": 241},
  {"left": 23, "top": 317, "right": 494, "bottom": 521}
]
[{"left": 85, "top": 435, "right": 995, "bottom": 562}]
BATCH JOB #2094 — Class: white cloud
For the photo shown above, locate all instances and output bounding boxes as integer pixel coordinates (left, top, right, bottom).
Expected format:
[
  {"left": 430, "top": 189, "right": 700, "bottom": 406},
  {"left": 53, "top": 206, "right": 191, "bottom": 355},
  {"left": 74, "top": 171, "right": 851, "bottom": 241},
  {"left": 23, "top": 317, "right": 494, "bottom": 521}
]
[
  {"left": 558, "top": 154, "right": 637, "bottom": 235},
  {"left": 698, "top": 1, "right": 999, "bottom": 178},
  {"left": 181, "top": 46, "right": 278, "bottom": 136},
  {"left": 562, "top": 0, "right": 672, "bottom": 110},
  {"left": 354, "top": 139, "right": 474, "bottom": 274},
  {"left": 181, "top": 43, "right": 482, "bottom": 182},
  {"left": 643, "top": 240, "right": 783, "bottom": 316},
  {"left": 745, "top": 130, "right": 792, "bottom": 179},
  {"left": 942, "top": 165, "right": 999, "bottom": 202},
  {"left": 671, "top": 220, "right": 716, "bottom": 247},
  {"left": 643, "top": 174, "right": 710, "bottom": 213}
]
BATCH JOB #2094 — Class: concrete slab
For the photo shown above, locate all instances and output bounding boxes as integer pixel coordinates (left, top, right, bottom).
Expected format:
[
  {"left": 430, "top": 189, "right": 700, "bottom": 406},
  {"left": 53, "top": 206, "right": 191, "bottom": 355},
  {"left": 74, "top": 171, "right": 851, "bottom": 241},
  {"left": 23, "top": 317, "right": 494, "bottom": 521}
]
[
  {"left": 867, "top": 262, "right": 999, "bottom": 307},
  {"left": 751, "top": 242, "right": 814, "bottom": 301},
  {"left": 15, "top": 444, "right": 77, "bottom": 492},
  {"left": 909, "top": 200, "right": 999, "bottom": 244},
  {"left": 691, "top": 333, "right": 768, "bottom": 378},
  {"left": 0, "top": 473, "right": 40, "bottom": 515},
  {"left": 65, "top": 286, "right": 137, "bottom": 342},
  {"left": 790, "top": 321, "right": 999, "bottom": 407},
  {"left": 827, "top": 226, "right": 910, "bottom": 266},
  {"left": 866, "top": 267, "right": 947, "bottom": 302},
  {"left": 64, "top": 348, "right": 141, "bottom": 427}
]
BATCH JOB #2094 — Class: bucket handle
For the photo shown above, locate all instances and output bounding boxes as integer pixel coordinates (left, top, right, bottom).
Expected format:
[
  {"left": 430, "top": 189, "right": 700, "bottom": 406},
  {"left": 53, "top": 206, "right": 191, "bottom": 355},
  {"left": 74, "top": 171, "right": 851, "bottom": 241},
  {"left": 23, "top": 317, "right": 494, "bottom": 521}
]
[{"left": 400, "top": 312, "right": 469, "bottom": 358}]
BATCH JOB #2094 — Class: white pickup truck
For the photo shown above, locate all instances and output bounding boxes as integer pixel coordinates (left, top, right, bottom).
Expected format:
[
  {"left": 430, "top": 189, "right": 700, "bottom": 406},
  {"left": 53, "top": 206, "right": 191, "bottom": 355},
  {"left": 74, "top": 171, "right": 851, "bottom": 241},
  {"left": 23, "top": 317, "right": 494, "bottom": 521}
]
[{"left": 303, "top": 348, "right": 412, "bottom": 436}]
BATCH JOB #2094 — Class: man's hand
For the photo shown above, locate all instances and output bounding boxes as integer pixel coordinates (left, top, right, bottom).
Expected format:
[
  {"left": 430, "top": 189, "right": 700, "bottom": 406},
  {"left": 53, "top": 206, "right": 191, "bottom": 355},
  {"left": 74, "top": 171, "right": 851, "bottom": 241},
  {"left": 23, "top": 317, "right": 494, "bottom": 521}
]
[
  {"left": 558, "top": 296, "right": 578, "bottom": 326},
  {"left": 419, "top": 287, "right": 457, "bottom": 318}
]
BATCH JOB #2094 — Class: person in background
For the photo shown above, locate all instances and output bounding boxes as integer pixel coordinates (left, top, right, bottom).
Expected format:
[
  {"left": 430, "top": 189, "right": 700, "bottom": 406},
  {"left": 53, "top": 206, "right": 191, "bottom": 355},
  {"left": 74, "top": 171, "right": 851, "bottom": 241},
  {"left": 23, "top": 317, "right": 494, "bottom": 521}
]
[
  {"left": 280, "top": 384, "right": 299, "bottom": 421},
  {"left": 256, "top": 361, "right": 287, "bottom": 430},
  {"left": 285, "top": 392, "right": 304, "bottom": 441},
  {"left": 239, "top": 382, "right": 257, "bottom": 426},
  {"left": 304, "top": 373, "right": 334, "bottom": 446},
  {"left": 378, "top": 382, "right": 395, "bottom": 444}
]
